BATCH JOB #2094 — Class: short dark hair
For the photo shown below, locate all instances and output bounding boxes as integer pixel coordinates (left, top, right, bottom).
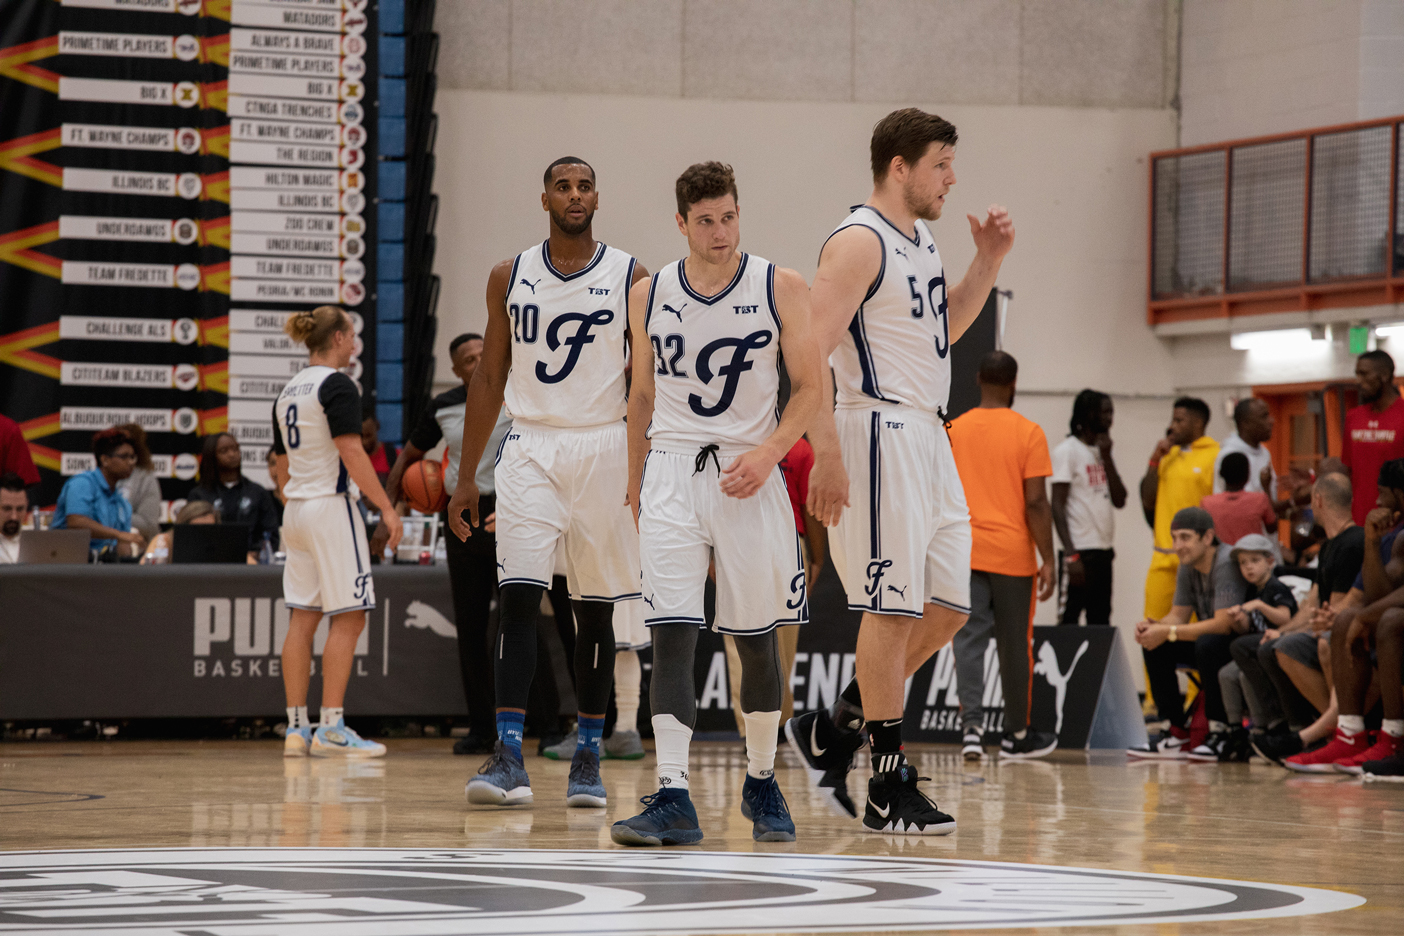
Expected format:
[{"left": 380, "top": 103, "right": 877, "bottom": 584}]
[
  {"left": 1233, "top": 397, "right": 1265, "bottom": 427},
  {"left": 362, "top": 409, "right": 379, "bottom": 426},
  {"left": 1173, "top": 396, "right": 1211, "bottom": 427},
  {"left": 1360, "top": 349, "right": 1395, "bottom": 377},
  {"left": 92, "top": 427, "right": 132, "bottom": 461},
  {"left": 1220, "top": 452, "right": 1250, "bottom": 489},
  {"left": 1070, "top": 389, "right": 1110, "bottom": 435},
  {"left": 675, "top": 162, "right": 738, "bottom": 218},
  {"left": 543, "top": 156, "right": 595, "bottom": 189},
  {"left": 1379, "top": 458, "right": 1404, "bottom": 493},
  {"left": 449, "top": 332, "right": 483, "bottom": 356},
  {"left": 0, "top": 471, "right": 26, "bottom": 493},
  {"left": 977, "top": 350, "right": 1017, "bottom": 386},
  {"left": 870, "top": 108, "right": 958, "bottom": 183}
]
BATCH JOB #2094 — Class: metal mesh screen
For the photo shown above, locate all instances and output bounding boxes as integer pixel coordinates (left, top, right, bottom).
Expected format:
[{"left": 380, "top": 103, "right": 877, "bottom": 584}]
[
  {"left": 1310, "top": 126, "right": 1391, "bottom": 281},
  {"left": 1228, "top": 139, "right": 1306, "bottom": 291},
  {"left": 1396, "top": 125, "right": 1404, "bottom": 275},
  {"left": 1152, "top": 151, "right": 1225, "bottom": 298}
]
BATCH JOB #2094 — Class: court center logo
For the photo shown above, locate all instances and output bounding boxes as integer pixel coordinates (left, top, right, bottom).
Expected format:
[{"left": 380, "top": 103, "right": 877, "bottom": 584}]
[{"left": 0, "top": 848, "right": 1362, "bottom": 933}]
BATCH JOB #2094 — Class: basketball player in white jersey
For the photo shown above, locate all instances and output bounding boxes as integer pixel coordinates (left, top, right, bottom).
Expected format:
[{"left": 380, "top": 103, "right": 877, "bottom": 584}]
[
  {"left": 611, "top": 162, "right": 829, "bottom": 846},
  {"left": 446, "top": 157, "right": 649, "bottom": 808},
  {"left": 273, "top": 306, "right": 403, "bottom": 758},
  {"left": 786, "top": 108, "right": 1016, "bottom": 834}
]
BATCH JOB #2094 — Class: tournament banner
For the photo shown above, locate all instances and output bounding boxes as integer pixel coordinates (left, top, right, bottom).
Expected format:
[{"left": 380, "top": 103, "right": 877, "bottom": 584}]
[{"left": 0, "top": 0, "right": 375, "bottom": 504}]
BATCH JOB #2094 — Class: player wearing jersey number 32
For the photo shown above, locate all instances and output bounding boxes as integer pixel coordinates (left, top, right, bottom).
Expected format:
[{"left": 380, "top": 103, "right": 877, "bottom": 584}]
[
  {"left": 786, "top": 108, "right": 1016, "bottom": 836},
  {"left": 610, "top": 162, "right": 847, "bottom": 847},
  {"left": 272, "top": 306, "right": 403, "bottom": 759}
]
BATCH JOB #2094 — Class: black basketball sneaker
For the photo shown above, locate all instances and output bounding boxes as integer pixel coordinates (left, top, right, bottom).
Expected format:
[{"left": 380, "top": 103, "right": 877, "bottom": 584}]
[
  {"left": 862, "top": 763, "right": 956, "bottom": 836},
  {"left": 785, "top": 710, "right": 865, "bottom": 818}
]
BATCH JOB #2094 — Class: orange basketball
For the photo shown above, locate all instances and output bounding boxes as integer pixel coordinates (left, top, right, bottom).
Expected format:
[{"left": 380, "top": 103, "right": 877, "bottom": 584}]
[{"left": 402, "top": 458, "right": 447, "bottom": 513}]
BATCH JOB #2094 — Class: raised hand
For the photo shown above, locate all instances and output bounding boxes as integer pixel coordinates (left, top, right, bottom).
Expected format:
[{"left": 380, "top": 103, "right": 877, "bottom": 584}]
[{"left": 967, "top": 204, "right": 1015, "bottom": 261}]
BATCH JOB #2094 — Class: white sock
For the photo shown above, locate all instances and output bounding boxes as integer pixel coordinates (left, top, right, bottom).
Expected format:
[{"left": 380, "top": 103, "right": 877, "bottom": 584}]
[
  {"left": 1339, "top": 715, "right": 1365, "bottom": 736},
  {"left": 287, "top": 706, "right": 309, "bottom": 730},
  {"left": 652, "top": 713, "right": 692, "bottom": 791},
  {"left": 1012, "top": 728, "right": 1028, "bottom": 740},
  {"left": 1208, "top": 720, "right": 1229, "bottom": 734},
  {"left": 614, "top": 650, "right": 641, "bottom": 734},
  {"left": 320, "top": 706, "right": 344, "bottom": 728},
  {"left": 1383, "top": 719, "right": 1404, "bottom": 738},
  {"left": 742, "top": 710, "right": 780, "bottom": 779}
]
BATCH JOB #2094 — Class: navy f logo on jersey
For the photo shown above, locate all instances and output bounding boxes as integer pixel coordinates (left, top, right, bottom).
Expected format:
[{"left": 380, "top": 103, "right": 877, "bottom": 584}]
[
  {"left": 536, "top": 309, "right": 614, "bottom": 384},
  {"left": 688, "top": 330, "right": 772, "bottom": 417}
]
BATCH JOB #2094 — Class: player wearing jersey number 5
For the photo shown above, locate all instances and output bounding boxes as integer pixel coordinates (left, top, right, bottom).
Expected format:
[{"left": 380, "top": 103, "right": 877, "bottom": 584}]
[
  {"left": 611, "top": 162, "right": 839, "bottom": 847},
  {"left": 272, "top": 306, "right": 402, "bottom": 759},
  {"left": 788, "top": 108, "right": 1015, "bottom": 836}
]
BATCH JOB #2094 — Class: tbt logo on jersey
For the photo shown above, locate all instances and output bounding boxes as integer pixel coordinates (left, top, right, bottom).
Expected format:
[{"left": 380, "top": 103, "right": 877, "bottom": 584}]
[
  {"left": 688, "top": 330, "right": 772, "bottom": 417},
  {"left": 536, "top": 309, "right": 614, "bottom": 384}
]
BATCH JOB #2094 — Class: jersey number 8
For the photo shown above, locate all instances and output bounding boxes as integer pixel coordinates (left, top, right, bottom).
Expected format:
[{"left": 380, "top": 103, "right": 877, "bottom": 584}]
[{"left": 284, "top": 404, "right": 301, "bottom": 449}]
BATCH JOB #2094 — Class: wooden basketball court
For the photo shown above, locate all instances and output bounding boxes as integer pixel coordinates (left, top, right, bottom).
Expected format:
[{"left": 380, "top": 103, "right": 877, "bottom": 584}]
[{"left": 1, "top": 738, "right": 1397, "bottom": 934}]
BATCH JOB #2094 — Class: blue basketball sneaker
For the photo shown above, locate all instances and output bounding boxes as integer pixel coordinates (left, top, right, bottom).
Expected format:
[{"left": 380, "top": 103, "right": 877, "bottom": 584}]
[
  {"left": 566, "top": 748, "right": 607, "bottom": 807},
  {"left": 739, "top": 774, "right": 796, "bottom": 842},
  {"left": 309, "top": 720, "right": 386, "bottom": 758},
  {"left": 466, "top": 742, "right": 533, "bottom": 805},
  {"left": 610, "top": 788, "right": 704, "bottom": 846},
  {"left": 283, "top": 725, "right": 313, "bottom": 758}
]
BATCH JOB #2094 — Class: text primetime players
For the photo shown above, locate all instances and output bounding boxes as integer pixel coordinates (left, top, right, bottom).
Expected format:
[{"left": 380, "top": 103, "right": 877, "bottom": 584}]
[
  {"left": 611, "top": 162, "right": 829, "bottom": 846},
  {"left": 446, "top": 157, "right": 649, "bottom": 808},
  {"left": 788, "top": 108, "right": 1016, "bottom": 834},
  {"left": 273, "top": 307, "right": 403, "bottom": 758}
]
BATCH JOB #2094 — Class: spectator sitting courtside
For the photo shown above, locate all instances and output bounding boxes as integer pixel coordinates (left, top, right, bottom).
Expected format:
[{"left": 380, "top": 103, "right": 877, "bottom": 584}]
[
  {"left": 114, "top": 422, "right": 161, "bottom": 543},
  {"left": 188, "top": 432, "right": 281, "bottom": 556},
  {"left": 0, "top": 472, "right": 29, "bottom": 563},
  {"left": 141, "top": 499, "right": 221, "bottom": 564},
  {"left": 51, "top": 428, "right": 144, "bottom": 558},
  {"left": 1129, "top": 506, "right": 1246, "bottom": 759}
]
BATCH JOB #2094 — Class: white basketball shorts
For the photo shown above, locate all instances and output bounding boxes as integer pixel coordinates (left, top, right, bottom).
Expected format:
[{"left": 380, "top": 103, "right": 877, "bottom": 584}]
[
  {"left": 613, "top": 597, "right": 651, "bottom": 650},
  {"left": 494, "top": 419, "right": 641, "bottom": 602},
  {"left": 830, "top": 406, "right": 972, "bottom": 618},
  {"left": 282, "top": 493, "right": 375, "bottom": 615},
  {"left": 638, "top": 446, "right": 807, "bottom": 635}
]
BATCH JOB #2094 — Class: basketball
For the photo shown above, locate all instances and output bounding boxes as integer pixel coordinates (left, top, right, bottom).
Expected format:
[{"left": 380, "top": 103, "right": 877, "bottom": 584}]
[{"left": 401, "top": 459, "right": 447, "bottom": 513}]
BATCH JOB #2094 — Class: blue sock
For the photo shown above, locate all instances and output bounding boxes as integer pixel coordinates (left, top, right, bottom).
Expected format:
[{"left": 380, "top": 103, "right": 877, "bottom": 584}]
[
  {"left": 496, "top": 711, "right": 525, "bottom": 762},
  {"left": 577, "top": 716, "right": 605, "bottom": 756}
]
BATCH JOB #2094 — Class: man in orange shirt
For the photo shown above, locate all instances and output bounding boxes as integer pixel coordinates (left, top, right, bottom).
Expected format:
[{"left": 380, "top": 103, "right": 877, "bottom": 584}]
[{"left": 948, "top": 352, "right": 1058, "bottom": 761}]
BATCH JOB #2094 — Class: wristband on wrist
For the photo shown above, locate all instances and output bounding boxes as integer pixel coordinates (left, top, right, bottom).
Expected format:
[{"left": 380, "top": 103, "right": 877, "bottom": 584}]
[
  {"left": 1148, "top": 458, "right": 1160, "bottom": 469},
  {"left": 1064, "top": 553, "right": 1081, "bottom": 564}
]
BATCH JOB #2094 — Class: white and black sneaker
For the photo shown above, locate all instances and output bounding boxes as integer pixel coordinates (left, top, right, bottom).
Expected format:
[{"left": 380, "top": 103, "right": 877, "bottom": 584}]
[
  {"left": 862, "top": 763, "right": 955, "bottom": 836},
  {"left": 1127, "top": 727, "right": 1190, "bottom": 760},
  {"left": 1185, "top": 730, "right": 1232, "bottom": 762},
  {"left": 1000, "top": 729, "right": 1058, "bottom": 760},
  {"left": 961, "top": 729, "right": 984, "bottom": 762},
  {"left": 785, "top": 710, "right": 864, "bottom": 818}
]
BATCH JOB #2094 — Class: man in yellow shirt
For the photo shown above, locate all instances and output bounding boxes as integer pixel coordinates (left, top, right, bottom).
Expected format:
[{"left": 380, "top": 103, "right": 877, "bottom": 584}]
[{"left": 1141, "top": 397, "right": 1220, "bottom": 619}]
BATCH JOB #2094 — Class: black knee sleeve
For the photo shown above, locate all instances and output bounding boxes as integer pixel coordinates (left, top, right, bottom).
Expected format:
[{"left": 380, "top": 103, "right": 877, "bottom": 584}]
[
  {"left": 649, "top": 623, "right": 699, "bottom": 726},
  {"left": 494, "top": 583, "right": 543, "bottom": 710},
  {"left": 733, "top": 630, "right": 782, "bottom": 713},
  {"left": 572, "top": 600, "right": 617, "bottom": 715}
]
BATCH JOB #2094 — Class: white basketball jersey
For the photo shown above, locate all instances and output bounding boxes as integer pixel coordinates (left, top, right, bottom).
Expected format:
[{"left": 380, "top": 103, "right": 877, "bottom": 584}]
[
  {"left": 502, "top": 240, "right": 636, "bottom": 428},
  {"left": 645, "top": 253, "right": 781, "bottom": 452},
  {"left": 827, "top": 205, "right": 951, "bottom": 415},
  {"left": 273, "top": 365, "right": 362, "bottom": 500}
]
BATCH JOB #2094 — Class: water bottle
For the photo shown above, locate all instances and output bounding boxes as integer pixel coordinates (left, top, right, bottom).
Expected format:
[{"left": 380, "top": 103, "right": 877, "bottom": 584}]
[{"left": 258, "top": 532, "right": 274, "bottom": 565}]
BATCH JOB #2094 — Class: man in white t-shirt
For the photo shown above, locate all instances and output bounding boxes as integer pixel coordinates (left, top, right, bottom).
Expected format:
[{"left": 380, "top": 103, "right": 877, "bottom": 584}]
[
  {"left": 0, "top": 472, "right": 30, "bottom": 564},
  {"left": 1051, "top": 391, "right": 1127, "bottom": 626},
  {"left": 1214, "top": 398, "right": 1276, "bottom": 497}
]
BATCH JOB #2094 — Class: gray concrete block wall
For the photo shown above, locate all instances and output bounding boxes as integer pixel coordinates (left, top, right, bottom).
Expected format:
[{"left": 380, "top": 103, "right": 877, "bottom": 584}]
[{"left": 435, "top": 0, "right": 1177, "bottom": 109}]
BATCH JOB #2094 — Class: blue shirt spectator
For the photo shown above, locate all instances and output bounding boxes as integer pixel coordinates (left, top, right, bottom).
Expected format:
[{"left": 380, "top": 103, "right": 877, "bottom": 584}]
[{"left": 51, "top": 428, "right": 143, "bottom": 554}]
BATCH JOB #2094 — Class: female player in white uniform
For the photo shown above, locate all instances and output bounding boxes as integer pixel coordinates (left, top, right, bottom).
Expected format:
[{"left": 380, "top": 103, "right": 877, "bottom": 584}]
[
  {"left": 611, "top": 162, "right": 829, "bottom": 846},
  {"left": 446, "top": 157, "right": 650, "bottom": 809},
  {"left": 273, "top": 306, "right": 402, "bottom": 757}
]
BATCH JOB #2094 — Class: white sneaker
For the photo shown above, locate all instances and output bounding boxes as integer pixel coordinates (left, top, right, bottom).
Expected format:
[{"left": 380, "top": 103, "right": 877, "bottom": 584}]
[{"left": 310, "top": 720, "right": 386, "bottom": 758}]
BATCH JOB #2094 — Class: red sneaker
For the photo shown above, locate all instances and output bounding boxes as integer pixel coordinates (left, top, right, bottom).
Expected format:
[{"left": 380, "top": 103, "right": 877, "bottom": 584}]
[
  {"left": 1336, "top": 733, "right": 1404, "bottom": 775},
  {"left": 1284, "top": 729, "right": 1370, "bottom": 773}
]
